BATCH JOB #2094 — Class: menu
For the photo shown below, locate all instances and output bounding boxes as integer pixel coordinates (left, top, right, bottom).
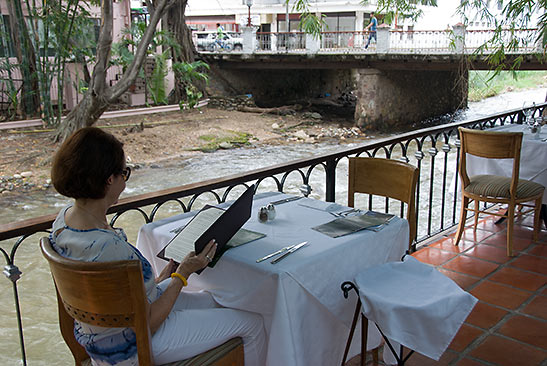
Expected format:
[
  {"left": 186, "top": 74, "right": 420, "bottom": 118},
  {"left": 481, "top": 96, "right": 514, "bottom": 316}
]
[{"left": 312, "top": 210, "right": 394, "bottom": 238}]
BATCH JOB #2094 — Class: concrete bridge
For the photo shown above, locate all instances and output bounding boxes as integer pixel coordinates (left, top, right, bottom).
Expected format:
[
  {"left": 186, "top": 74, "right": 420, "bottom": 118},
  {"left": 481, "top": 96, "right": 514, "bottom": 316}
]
[{"left": 199, "top": 27, "right": 544, "bottom": 130}]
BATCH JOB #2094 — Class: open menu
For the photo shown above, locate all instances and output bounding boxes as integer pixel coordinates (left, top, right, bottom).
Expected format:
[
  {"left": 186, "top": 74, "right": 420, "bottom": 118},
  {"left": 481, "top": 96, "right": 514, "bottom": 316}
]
[
  {"left": 312, "top": 210, "right": 395, "bottom": 238},
  {"left": 157, "top": 184, "right": 257, "bottom": 271}
]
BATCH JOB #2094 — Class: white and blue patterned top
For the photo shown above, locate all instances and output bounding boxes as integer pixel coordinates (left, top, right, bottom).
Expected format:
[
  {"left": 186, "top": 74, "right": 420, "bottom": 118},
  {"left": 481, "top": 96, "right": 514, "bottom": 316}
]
[{"left": 50, "top": 206, "right": 161, "bottom": 366}]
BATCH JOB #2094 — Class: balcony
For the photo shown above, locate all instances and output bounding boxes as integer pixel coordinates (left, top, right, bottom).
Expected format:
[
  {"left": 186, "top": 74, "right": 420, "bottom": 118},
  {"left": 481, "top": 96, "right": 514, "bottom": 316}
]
[{"left": 346, "top": 210, "right": 547, "bottom": 366}]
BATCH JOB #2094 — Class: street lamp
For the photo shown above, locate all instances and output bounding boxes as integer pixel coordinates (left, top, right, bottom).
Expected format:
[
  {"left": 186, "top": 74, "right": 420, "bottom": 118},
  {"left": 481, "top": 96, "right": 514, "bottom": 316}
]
[{"left": 246, "top": 0, "right": 253, "bottom": 27}]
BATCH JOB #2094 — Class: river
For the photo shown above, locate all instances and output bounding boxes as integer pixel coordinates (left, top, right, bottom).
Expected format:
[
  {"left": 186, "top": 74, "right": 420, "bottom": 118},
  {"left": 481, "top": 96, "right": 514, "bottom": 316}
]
[{"left": 0, "top": 87, "right": 545, "bottom": 365}]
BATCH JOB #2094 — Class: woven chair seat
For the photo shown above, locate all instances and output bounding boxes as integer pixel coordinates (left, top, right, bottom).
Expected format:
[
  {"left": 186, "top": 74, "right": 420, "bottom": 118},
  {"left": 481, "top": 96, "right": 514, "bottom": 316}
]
[
  {"left": 163, "top": 337, "right": 243, "bottom": 366},
  {"left": 466, "top": 175, "right": 545, "bottom": 199}
]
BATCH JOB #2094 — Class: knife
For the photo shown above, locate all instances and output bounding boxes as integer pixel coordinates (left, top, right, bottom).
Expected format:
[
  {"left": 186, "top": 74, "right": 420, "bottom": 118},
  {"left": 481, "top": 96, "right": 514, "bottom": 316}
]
[
  {"left": 256, "top": 243, "right": 302, "bottom": 263},
  {"left": 271, "top": 241, "right": 308, "bottom": 264},
  {"left": 269, "top": 196, "right": 303, "bottom": 205}
]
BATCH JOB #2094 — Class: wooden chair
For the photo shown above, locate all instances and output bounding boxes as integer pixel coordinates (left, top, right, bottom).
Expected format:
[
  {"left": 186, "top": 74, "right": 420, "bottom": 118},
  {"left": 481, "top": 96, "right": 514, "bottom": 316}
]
[
  {"left": 455, "top": 128, "right": 544, "bottom": 256},
  {"left": 40, "top": 237, "right": 244, "bottom": 366},
  {"left": 348, "top": 156, "right": 419, "bottom": 251},
  {"left": 342, "top": 157, "right": 419, "bottom": 366}
]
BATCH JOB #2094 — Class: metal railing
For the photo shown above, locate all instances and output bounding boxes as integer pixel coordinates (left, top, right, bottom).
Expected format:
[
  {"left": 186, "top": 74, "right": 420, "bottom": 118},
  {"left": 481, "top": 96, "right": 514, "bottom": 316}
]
[
  {"left": 389, "top": 29, "right": 452, "bottom": 53},
  {"left": 256, "top": 31, "right": 307, "bottom": 52},
  {"left": 206, "top": 28, "right": 539, "bottom": 55},
  {"left": 1, "top": 103, "right": 545, "bottom": 365}
]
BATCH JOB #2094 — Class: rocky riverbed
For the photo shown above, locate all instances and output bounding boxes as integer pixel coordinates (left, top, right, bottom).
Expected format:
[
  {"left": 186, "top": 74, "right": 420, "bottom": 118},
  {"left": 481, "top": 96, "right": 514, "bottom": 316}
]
[{"left": 0, "top": 103, "right": 368, "bottom": 195}]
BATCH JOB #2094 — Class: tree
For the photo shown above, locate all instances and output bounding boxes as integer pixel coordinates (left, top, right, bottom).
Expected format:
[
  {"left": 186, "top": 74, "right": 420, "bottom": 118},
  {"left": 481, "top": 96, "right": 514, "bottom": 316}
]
[
  {"left": 5, "top": 0, "right": 40, "bottom": 118},
  {"left": 458, "top": 0, "right": 547, "bottom": 71},
  {"left": 164, "top": 0, "right": 201, "bottom": 103},
  {"left": 54, "top": 0, "right": 190, "bottom": 142}
]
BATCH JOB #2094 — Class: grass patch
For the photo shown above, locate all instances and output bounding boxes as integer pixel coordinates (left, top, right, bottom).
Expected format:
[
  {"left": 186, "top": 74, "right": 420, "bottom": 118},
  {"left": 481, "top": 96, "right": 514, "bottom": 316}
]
[
  {"left": 468, "top": 70, "right": 547, "bottom": 102},
  {"left": 195, "top": 131, "right": 253, "bottom": 152}
]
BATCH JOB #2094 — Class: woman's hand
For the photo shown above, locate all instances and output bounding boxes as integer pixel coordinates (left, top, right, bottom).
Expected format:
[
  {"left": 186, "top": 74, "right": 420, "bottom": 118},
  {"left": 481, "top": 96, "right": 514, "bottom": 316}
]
[
  {"left": 155, "top": 259, "right": 177, "bottom": 283},
  {"left": 176, "top": 240, "right": 217, "bottom": 278}
]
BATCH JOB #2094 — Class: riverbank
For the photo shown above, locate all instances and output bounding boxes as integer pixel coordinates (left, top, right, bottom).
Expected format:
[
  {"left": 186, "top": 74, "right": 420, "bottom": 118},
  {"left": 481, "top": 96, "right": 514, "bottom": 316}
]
[{"left": 0, "top": 107, "right": 364, "bottom": 195}]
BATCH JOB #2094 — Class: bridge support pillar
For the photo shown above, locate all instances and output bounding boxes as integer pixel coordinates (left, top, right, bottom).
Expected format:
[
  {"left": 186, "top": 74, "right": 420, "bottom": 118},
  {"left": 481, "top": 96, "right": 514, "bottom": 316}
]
[{"left": 354, "top": 67, "right": 468, "bottom": 131}]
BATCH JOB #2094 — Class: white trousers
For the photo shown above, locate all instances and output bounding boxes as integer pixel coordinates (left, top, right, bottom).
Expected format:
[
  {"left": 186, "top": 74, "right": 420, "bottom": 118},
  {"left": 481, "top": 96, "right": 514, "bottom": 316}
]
[{"left": 152, "top": 279, "right": 267, "bottom": 366}]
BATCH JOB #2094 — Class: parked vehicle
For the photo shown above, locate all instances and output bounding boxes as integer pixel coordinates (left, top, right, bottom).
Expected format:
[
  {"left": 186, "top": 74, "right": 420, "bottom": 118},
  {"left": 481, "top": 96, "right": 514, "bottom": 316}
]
[{"left": 194, "top": 31, "right": 243, "bottom": 52}]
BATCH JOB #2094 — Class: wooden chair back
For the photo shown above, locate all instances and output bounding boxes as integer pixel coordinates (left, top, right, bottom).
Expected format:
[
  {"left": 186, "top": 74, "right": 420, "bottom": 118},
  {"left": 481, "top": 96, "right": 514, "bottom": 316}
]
[
  {"left": 458, "top": 127, "right": 523, "bottom": 197},
  {"left": 348, "top": 157, "right": 419, "bottom": 250},
  {"left": 40, "top": 237, "right": 153, "bottom": 366}
]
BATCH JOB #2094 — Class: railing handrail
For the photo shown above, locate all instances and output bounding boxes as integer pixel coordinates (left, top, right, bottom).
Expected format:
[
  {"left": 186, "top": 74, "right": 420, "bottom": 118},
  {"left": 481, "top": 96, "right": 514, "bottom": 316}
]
[{"left": 0, "top": 103, "right": 539, "bottom": 242}]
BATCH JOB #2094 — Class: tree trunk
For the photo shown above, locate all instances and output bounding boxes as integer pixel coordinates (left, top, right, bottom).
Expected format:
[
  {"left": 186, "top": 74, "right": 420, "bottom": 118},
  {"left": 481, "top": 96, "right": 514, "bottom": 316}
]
[
  {"left": 55, "top": 92, "right": 110, "bottom": 142},
  {"left": 165, "top": 0, "right": 201, "bottom": 103},
  {"left": 6, "top": 0, "right": 40, "bottom": 118},
  {"left": 54, "top": 0, "right": 179, "bottom": 141}
]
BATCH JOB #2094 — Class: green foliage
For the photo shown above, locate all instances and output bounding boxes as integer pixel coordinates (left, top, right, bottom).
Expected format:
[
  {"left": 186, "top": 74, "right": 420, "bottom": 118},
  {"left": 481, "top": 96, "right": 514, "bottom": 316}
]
[
  {"left": 18, "top": 0, "right": 97, "bottom": 125},
  {"left": 0, "top": 60, "right": 19, "bottom": 121},
  {"left": 289, "top": 0, "right": 326, "bottom": 37},
  {"left": 182, "top": 86, "right": 203, "bottom": 110},
  {"left": 147, "top": 52, "right": 169, "bottom": 105},
  {"left": 363, "top": 0, "right": 437, "bottom": 24},
  {"left": 172, "top": 60, "right": 210, "bottom": 110},
  {"left": 458, "top": 0, "right": 547, "bottom": 71},
  {"left": 468, "top": 70, "right": 547, "bottom": 101}
]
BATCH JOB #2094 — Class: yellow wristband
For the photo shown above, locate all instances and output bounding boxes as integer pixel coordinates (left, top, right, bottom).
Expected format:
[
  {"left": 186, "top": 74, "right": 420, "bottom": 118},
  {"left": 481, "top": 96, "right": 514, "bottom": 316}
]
[{"left": 171, "top": 273, "right": 188, "bottom": 287}]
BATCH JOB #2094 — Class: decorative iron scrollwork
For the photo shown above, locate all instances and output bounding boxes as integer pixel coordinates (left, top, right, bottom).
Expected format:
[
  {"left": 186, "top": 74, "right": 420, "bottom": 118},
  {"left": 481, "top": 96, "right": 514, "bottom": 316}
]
[{"left": 3, "top": 265, "right": 22, "bottom": 283}]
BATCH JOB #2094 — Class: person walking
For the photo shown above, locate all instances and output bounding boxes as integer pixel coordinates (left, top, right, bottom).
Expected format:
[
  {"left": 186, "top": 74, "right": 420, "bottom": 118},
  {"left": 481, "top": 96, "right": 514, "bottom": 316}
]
[
  {"left": 216, "top": 23, "right": 225, "bottom": 48},
  {"left": 364, "top": 11, "right": 378, "bottom": 49}
]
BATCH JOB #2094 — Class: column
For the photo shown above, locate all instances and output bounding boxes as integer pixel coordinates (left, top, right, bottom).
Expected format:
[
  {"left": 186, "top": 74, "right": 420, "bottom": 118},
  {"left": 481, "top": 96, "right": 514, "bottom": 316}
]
[
  {"left": 376, "top": 24, "right": 390, "bottom": 53},
  {"left": 452, "top": 23, "right": 465, "bottom": 54},
  {"left": 242, "top": 26, "right": 257, "bottom": 54}
]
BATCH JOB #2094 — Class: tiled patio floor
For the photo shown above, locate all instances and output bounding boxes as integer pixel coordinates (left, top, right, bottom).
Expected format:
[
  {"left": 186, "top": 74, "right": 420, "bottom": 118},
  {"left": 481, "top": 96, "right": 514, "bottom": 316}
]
[{"left": 346, "top": 212, "right": 547, "bottom": 366}]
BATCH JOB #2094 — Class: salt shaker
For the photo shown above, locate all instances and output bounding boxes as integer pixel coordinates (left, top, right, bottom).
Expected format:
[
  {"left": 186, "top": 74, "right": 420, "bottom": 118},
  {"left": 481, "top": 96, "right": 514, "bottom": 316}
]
[
  {"left": 258, "top": 206, "right": 269, "bottom": 223},
  {"left": 266, "top": 204, "right": 276, "bottom": 220}
]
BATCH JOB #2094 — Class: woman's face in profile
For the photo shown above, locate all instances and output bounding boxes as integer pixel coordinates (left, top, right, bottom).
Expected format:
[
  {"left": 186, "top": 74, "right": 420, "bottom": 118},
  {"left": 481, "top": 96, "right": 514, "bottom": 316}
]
[{"left": 106, "top": 166, "right": 127, "bottom": 205}]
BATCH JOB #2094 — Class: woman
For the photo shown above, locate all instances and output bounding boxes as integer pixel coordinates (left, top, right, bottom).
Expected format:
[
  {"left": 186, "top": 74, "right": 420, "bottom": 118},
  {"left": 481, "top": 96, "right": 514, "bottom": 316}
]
[{"left": 50, "top": 127, "right": 266, "bottom": 365}]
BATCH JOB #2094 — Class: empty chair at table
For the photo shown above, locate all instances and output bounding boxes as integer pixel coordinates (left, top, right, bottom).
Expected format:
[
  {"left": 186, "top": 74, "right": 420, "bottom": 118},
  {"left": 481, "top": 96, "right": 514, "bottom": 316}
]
[
  {"left": 342, "top": 157, "right": 419, "bottom": 365},
  {"left": 348, "top": 156, "right": 419, "bottom": 251},
  {"left": 455, "top": 127, "right": 545, "bottom": 256}
]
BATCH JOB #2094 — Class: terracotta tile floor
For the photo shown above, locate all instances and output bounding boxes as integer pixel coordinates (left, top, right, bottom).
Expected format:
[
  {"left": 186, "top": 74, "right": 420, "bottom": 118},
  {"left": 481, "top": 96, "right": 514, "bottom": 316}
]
[{"left": 345, "top": 212, "right": 547, "bottom": 366}]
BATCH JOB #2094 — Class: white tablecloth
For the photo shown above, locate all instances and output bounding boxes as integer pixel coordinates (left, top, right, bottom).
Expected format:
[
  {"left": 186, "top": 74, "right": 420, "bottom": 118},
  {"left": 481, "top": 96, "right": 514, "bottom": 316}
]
[
  {"left": 136, "top": 192, "right": 409, "bottom": 366},
  {"left": 355, "top": 256, "right": 477, "bottom": 361},
  {"left": 467, "top": 124, "right": 547, "bottom": 204}
]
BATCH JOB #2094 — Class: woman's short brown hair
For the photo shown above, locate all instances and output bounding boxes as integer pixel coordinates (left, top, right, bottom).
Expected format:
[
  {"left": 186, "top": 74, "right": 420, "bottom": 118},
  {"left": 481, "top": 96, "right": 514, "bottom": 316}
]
[{"left": 51, "top": 127, "right": 125, "bottom": 199}]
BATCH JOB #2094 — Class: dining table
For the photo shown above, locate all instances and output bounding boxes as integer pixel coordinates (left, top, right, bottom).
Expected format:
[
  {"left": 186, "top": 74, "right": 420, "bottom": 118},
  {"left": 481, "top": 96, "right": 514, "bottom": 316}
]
[
  {"left": 136, "top": 192, "right": 409, "bottom": 366},
  {"left": 465, "top": 123, "right": 547, "bottom": 227}
]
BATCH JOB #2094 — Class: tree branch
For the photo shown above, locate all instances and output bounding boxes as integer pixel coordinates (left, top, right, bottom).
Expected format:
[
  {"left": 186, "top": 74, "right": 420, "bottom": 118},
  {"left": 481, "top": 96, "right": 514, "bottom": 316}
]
[
  {"left": 91, "top": 0, "right": 113, "bottom": 100},
  {"left": 110, "top": 0, "right": 177, "bottom": 100}
]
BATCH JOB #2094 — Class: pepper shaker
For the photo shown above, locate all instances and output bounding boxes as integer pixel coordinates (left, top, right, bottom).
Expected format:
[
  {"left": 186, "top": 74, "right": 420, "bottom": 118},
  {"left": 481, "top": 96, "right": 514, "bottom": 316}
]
[
  {"left": 258, "top": 206, "right": 269, "bottom": 223},
  {"left": 266, "top": 204, "right": 276, "bottom": 220}
]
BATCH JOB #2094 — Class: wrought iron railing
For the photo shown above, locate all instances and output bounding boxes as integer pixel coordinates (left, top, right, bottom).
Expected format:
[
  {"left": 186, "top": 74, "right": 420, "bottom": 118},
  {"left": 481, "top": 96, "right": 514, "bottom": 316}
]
[{"left": 1, "top": 103, "right": 545, "bottom": 365}]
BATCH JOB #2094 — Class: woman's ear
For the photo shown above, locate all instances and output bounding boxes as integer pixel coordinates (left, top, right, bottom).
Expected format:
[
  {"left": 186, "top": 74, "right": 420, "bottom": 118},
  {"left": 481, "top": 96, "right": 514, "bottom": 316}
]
[{"left": 106, "top": 174, "right": 115, "bottom": 185}]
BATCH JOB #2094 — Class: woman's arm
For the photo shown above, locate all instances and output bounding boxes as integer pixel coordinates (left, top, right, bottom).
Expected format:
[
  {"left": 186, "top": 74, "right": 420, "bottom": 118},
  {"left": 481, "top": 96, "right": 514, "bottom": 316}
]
[{"left": 148, "top": 240, "right": 217, "bottom": 334}]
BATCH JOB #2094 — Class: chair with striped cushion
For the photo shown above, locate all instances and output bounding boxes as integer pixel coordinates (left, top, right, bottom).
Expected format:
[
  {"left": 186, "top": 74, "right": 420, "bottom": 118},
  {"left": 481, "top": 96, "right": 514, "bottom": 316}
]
[
  {"left": 40, "top": 237, "right": 244, "bottom": 366},
  {"left": 455, "top": 127, "right": 544, "bottom": 256}
]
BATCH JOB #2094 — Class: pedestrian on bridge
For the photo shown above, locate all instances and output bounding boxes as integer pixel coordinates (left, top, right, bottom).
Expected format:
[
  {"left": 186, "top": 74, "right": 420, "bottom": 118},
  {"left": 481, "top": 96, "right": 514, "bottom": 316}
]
[{"left": 364, "top": 11, "right": 377, "bottom": 49}]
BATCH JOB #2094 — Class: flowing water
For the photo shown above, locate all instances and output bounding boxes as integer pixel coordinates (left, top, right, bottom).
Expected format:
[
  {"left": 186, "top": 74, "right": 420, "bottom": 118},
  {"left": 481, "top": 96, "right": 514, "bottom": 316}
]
[{"left": 1, "top": 87, "right": 545, "bottom": 365}]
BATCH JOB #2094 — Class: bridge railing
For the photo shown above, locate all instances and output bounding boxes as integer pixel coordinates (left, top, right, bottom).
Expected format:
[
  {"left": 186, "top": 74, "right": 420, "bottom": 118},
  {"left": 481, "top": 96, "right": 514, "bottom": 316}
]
[
  {"left": 1, "top": 103, "right": 545, "bottom": 365},
  {"left": 388, "top": 29, "right": 453, "bottom": 53},
  {"left": 320, "top": 30, "right": 375, "bottom": 52},
  {"left": 203, "top": 27, "right": 539, "bottom": 55},
  {"left": 256, "top": 31, "right": 306, "bottom": 52},
  {"left": 465, "top": 28, "right": 541, "bottom": 53}
]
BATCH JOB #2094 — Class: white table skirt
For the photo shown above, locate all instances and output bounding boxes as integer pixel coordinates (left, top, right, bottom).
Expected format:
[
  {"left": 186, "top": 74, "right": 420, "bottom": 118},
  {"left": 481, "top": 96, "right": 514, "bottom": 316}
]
[
  {"left": 136, "top": 192, "right": 409, "bottom": 366},
  {"left": 466, "top": 124, "right": 547, "bottom": 204}
]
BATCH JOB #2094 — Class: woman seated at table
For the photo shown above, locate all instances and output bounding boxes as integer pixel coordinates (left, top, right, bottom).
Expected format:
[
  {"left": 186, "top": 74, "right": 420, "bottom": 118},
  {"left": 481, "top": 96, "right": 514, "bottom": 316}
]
[{"left": 49, "top": 127, "right": 266, "bottom": 366}]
